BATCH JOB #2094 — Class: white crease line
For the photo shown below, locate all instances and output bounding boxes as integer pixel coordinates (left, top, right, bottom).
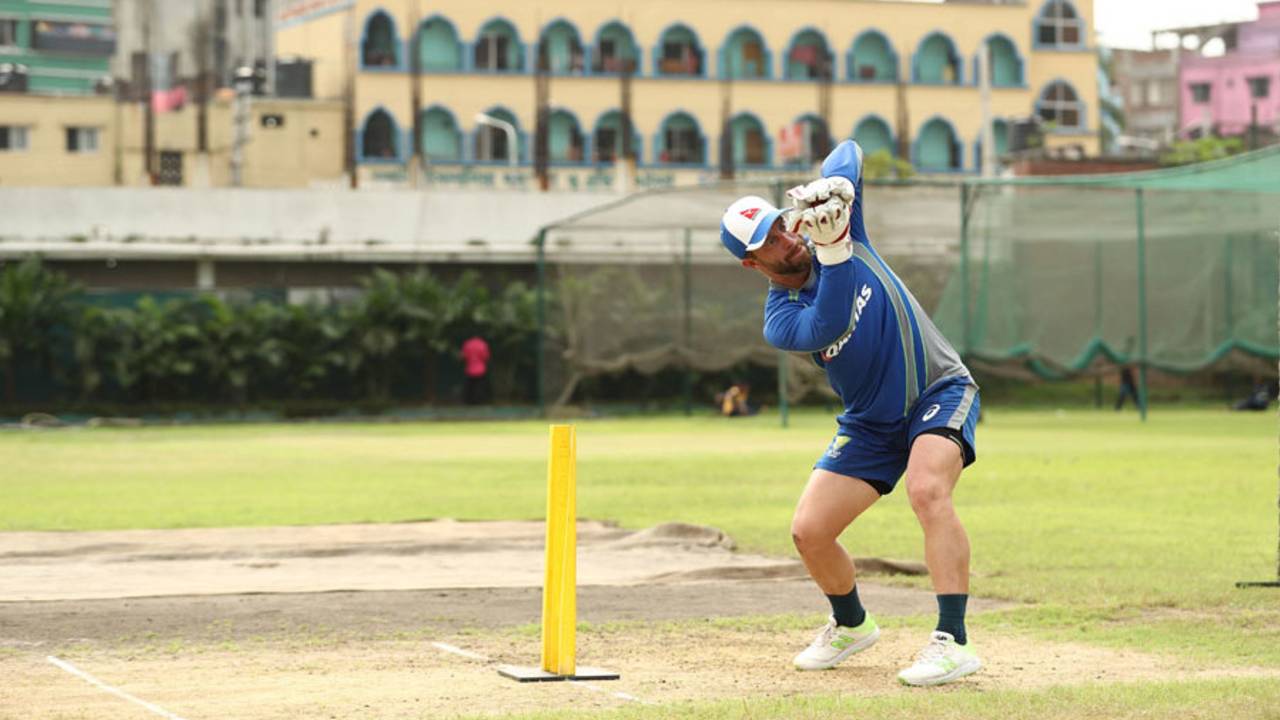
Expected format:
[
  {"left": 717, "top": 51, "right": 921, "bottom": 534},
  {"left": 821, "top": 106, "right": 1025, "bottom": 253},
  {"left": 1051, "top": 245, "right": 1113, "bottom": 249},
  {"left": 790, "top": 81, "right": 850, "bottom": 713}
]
[
  {"left": 430, "top": 641, "right": 490, "bottom": 662},
  {"left": 431, "top": 641, "right": 647, "bottom": 705},
  {"left": 46, "top": 656, "right": 189, "bottom": 720},
  {"left": 568, "top": 680, "right": 651, "bottom": 705}
]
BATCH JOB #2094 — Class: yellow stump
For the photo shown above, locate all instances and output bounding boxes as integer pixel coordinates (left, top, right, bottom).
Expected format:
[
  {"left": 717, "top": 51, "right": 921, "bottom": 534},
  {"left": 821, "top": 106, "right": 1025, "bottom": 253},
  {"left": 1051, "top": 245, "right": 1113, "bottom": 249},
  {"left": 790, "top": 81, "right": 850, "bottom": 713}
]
[
  {"left": 541, "top": 424, "right": 577, "bottom": 676},
  {"left": 497, "top": 424, "right": 619, "bottom": 683}
]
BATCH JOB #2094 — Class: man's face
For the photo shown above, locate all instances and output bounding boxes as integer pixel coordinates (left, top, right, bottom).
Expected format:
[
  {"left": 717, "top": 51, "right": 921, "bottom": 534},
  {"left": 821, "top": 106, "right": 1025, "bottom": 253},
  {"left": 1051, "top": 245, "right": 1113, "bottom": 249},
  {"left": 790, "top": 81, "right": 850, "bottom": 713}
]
[{"left": 745, "top": 217, "right": 811, "bottom": 277}]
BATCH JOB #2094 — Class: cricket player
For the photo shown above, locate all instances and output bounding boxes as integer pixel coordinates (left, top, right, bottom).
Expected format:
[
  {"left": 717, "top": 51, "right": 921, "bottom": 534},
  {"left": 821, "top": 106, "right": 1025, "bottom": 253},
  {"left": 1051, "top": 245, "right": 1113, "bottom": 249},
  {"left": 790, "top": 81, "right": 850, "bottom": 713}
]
[{"left": 719, "top": 140, "right": 981, "bottom": 687}]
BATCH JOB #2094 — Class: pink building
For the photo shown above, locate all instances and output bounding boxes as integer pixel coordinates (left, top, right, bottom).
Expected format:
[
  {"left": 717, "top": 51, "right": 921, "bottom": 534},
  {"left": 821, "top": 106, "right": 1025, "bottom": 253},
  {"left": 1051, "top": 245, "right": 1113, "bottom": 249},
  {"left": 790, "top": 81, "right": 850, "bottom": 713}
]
[{"left": 1179, "top": 1, "right": 1280, "bottom": 137}]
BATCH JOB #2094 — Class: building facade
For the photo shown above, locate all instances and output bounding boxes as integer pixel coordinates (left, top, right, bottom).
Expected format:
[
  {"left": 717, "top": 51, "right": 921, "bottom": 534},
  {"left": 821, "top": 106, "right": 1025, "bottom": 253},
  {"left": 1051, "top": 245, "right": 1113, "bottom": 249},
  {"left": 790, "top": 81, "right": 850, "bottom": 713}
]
[
  {"left": 0, "top": 0, "right": 114, "bottom": 95},
  {"left": 1179, "top": 1, "right": 1280, "bottom": 139},
  {"left": 1111, "top": 48, "right": 1178, "bottom": 146},
  {"left": 276, "top": 0, "right": 1100, "bottom": 188},
  {"left": 0, "top": 91, "right": 344, "bottom": 187}
]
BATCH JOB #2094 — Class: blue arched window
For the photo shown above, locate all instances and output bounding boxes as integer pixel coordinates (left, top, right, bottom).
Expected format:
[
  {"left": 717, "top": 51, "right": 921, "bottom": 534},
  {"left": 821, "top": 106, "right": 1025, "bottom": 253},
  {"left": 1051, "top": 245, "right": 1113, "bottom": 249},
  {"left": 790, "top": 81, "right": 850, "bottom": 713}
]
[
  {"left": 655, "top": 111, "right": 704, "bottom": 164},
  {"left": 361, "top": 11, "right": 401, "bottom": 69},
  {"left": 592, "top": 110, "right": 641, "bottom": 164},
  {"left": 417, "top": 16, "right": 461, "bottom": 72},
  {"left": 853, "top": 115, "right": 894, "bottom": 158},
  {"left": 655, "top": 24, "right": 703, "bottom": 77},
  {"left": 592, "top": 21, "right": 638, "bottom": 74},
  {"left": 729, "top": 112, "right": 769, "bottom": 167},
  {"left": 981, "top": 34, "right": 1023, "bottom": 87},
  {"left": 848, "top": 30, "right": 897, "bottom": 82},
  {"left": 538, "top": 19, "right": 584, "bottom": 74},
  {"left": 1034, "top": 0, "right": 1085, "bottom": 48},
  {"left": 785, "top": 28, "right": 833, "bottom": 80},
  {"left": 913, "top": 32, "right": 961, "bottom": 85},
  {"left": 547, "top": 109, "right": 585, "bottom": 162},
  {"left": 360, "top": 108, "right": 401, "bottom": 161},
  {"left": 915, "top": 117, "right": 961, "bottom": 171},
  {"left": 474, "top": 106, "right": 521, "bottom": 162},
  {"left": 1036, "top": 80, "right": 1084, "bottom": 130},
  {"left": 721, "top": 26, "right": 769, "bottom": 80},
  {"left": 474, "top": 18, "right": 523, "bottom": 72},
  {"left": 421, "top": 106, "right": 460, "bottom": 162}
]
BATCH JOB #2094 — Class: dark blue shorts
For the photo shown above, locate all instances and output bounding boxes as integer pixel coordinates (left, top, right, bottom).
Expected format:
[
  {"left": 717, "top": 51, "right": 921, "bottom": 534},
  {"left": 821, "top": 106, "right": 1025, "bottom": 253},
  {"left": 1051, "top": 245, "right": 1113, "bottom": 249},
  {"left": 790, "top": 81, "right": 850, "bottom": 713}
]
[{"left": 813, "top": 378, "right": 979, "bottom": 495}]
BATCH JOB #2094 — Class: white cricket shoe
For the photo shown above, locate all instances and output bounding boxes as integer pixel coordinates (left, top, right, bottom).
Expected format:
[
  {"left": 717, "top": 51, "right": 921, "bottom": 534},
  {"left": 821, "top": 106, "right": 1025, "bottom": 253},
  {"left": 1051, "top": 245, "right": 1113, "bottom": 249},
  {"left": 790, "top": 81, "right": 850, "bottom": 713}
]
[
  {"left": 897, "top": 631, "right": 982, "bottom": 686},
  {"left": 793, "top": 614, "right": 880, "bottom": 670}
]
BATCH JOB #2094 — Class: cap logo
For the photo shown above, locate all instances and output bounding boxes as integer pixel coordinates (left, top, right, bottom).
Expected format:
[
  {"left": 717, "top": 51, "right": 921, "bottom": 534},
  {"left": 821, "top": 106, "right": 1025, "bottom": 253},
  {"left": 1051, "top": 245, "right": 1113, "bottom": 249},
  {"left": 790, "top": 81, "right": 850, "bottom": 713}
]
[{"left": 740, "top": 208, "right": 760, "bottom": 220}]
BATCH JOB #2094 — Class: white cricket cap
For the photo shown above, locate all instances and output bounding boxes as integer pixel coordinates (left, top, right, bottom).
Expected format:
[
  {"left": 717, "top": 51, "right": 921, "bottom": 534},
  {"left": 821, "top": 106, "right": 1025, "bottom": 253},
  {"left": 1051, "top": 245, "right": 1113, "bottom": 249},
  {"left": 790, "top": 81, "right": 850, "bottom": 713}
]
[{"left": 719, "top": 195, "right": 784, "bottom": 260}]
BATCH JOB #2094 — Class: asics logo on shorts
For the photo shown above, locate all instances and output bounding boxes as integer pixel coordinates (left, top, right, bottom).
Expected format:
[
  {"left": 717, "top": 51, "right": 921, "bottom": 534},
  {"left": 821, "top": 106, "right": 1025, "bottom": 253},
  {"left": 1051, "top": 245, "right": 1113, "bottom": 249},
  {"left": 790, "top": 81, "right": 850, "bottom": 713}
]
[{"left": 922, "top": 404, "right": 941, "bottom": 421}]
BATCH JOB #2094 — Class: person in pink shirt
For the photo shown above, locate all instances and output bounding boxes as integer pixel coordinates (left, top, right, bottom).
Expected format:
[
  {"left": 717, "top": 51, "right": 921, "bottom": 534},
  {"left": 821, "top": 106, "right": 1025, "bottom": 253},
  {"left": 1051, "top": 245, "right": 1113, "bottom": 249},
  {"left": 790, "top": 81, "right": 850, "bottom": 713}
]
[{"left": 460, "top": 335, "right": 491, "bottom": 405}]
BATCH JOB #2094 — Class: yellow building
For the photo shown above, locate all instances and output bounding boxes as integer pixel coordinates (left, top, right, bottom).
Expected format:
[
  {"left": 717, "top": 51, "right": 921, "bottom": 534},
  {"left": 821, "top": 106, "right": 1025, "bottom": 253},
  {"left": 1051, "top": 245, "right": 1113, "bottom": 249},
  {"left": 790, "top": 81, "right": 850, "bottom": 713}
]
[
  {"left": 276, "top": 0, "right": 1099, "bottom": 188},
  {"left": 0, "top": 92, "right": 344, "bottom": 188}
]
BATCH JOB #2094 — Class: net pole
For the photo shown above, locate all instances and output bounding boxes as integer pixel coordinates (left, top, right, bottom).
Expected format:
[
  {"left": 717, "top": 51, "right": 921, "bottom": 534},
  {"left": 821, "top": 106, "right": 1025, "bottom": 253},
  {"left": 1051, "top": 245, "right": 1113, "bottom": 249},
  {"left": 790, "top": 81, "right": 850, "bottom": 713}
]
[
  {"left": 1135, "top": 188, "right": 1149, "bottom": 422},
  {"left": 1095, "top": 240, "right": 1104, "bottom": 409},
  {"left": 536, "top": 229, "right": 547, "bottom": 417},
  {"left": 683, "top": 228, "right": 693, "bottom": 417}
]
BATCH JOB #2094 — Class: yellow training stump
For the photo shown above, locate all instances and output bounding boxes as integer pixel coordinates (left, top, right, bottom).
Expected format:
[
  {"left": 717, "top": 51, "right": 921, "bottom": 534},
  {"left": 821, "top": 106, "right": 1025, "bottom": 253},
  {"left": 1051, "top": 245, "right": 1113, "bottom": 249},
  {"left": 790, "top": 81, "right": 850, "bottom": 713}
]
[{"left": 498, "top": 425, "right": 620, "bottom": 683}]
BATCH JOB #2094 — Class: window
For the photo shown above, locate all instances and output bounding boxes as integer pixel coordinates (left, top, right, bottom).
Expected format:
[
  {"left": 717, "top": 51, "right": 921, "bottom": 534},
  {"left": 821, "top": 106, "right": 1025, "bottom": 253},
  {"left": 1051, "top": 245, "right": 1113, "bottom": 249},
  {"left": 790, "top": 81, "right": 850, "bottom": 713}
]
[
  {"left": 65, "top": 127, "right": 99, "bottom": 152},
  {"left": 1145, "top": 80, "right": 1163, "bottom": 105},
  {"left": 475, "top": 19, "right": 522, "bottom": 72},
  {"left": 1035, "top": 0, "right": 1084, "bottom": 47},
  {"left": 849, "top": 31, "right": 896, "bottom": 82},
  {"left": 658, "top": 113, "right": 702, "bottom": 164},
  {"left": 985, "top": 35, "right": 1022, "bottom": 87},
  {"left": 1248, "top": 76, "right": 1270, "bottom": 99},
  {"left": 1036, "top": 81, "right": 1083, "bottom": 129},
  {"left": 0, "top": 19, "right": 17, "bottom": 47},
  {"left": 1190, "top": 82, "right": 1211, "bottom": 103},
  {"left": 656, "top": 25, "right": 702, "bottom": 76},
  {"left": 538, "top": 21, "right": 584, "bottom": 74},
  {"left": 361, "top": 12, "right": 399, "bottom": 68},
  {"left": 0, "top": 125, "right": 29, "bottom": 151},
  {"left": 592, "top": 23, "right": 638, "bottom": 74},
  {"left": 915, "top": 33, "right": 960, "bottom": 84},
  {"left": 361, "top": 109, "right": 399, "bottom": 160},
  {"left": 724, "top": 27, "right": 768, "bottom": 79},
  {"left": 418, "top": 17, "right": 461, "bottom": 72},
  {"left": 785, "top": 30, "right": 832, "bottom": 80}
]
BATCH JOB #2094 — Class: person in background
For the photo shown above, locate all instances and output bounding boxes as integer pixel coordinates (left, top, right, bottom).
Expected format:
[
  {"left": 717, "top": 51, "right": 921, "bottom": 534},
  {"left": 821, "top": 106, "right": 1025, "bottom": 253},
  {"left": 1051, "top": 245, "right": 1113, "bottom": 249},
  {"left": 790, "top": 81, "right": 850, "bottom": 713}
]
[
  {"left": 718, "top": 382, "right": 757, "bottom": 417},
  {"left": 460, "top": 335, "right": 491, "bottom": 405}
]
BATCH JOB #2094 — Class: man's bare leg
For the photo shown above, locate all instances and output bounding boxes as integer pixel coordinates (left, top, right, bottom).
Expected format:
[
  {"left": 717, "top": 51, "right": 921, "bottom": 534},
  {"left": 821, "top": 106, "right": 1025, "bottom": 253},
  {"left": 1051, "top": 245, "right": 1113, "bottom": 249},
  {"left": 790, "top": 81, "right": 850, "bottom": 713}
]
[
  {"left": 790, "top": 468, "right": 884, "bottom": 670},
  {"left": 791, "top": 468, "right": 882, "bottom": 594},
  {"left": 904, "top": 434, "right": 969, "bottom": 594},
  {"left": 897, "top": 432, "right": 981, "bottom": 687}
]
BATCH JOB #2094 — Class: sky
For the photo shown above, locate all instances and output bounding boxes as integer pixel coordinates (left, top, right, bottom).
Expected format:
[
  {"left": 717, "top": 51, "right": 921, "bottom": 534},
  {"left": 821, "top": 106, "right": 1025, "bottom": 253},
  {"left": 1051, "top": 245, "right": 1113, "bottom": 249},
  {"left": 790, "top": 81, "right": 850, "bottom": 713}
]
[{"left": 1093, "top": 0, "right": 1261, "bottom": 50}]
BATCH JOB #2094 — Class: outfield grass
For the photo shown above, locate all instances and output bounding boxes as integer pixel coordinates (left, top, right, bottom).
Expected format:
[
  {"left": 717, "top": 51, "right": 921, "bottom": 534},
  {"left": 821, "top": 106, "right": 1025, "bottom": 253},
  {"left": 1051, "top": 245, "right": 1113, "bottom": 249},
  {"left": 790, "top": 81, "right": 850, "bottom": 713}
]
[{"left": 3, "top": 408, "right": 1278, "bottom": 672}]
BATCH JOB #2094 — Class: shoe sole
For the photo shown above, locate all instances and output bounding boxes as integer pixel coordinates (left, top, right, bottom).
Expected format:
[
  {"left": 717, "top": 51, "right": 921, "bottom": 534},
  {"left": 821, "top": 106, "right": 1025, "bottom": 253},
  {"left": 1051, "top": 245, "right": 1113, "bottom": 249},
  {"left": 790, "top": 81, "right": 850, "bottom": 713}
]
[
  {"left": 794, "top": 627, "right": 881, "bottom": 671},
  {"left": 898, "top": 657, "right": 982, "bottom": 687}
]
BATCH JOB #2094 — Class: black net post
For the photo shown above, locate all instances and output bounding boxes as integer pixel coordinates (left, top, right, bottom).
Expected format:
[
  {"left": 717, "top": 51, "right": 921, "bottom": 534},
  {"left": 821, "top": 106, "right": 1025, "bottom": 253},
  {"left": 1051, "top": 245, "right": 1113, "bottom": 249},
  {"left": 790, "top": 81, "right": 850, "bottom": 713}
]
[{"left": 535, "top": 228, "right": 547, "bottom": 417}]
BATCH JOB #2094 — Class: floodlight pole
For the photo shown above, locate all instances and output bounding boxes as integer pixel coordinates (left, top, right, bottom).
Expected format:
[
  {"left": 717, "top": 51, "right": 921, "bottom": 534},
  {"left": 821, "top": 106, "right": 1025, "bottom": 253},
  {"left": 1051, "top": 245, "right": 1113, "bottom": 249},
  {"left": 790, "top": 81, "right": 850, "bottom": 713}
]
[{"left": 682, "top": 228, "right": 693, "bottom": 417}]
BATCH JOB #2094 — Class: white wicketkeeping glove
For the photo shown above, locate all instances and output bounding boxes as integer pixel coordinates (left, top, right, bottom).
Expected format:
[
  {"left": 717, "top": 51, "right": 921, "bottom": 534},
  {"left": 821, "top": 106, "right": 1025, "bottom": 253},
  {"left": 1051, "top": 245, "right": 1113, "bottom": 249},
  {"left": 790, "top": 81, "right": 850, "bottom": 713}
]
[
  {"left": 787, "top": 177, "right": 855, "bottom": 265},
  {"left": 785, "top": 176, "right": 855, "bottom": 211}
]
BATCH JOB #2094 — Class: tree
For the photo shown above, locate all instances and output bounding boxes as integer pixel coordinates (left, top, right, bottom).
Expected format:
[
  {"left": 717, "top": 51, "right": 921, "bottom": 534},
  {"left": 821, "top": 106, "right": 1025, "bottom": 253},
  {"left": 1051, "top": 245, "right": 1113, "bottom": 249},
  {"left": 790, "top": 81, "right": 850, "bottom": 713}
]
[
  {"left": 0, "top": 258, "right": 81, "bottom": 403},
  {"left": 1159, "top": 136, "right": 1245, "bottom": 167}
]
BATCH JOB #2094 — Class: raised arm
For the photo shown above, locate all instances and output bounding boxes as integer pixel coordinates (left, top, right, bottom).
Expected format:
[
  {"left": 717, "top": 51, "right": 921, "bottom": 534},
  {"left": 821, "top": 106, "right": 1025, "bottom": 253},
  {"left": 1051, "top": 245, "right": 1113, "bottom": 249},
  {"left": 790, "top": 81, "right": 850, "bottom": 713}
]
[{"left": 763, "top": 262, "right": 856, "bottom": 352}]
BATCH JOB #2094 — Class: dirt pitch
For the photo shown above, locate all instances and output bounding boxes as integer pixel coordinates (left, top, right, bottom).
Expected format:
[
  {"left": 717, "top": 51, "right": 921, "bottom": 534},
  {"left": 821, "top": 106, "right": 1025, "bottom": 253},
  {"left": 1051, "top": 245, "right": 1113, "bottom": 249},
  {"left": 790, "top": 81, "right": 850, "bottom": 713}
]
[{"left": 2, "top": 521, "right": 1277, "bottom": 719}]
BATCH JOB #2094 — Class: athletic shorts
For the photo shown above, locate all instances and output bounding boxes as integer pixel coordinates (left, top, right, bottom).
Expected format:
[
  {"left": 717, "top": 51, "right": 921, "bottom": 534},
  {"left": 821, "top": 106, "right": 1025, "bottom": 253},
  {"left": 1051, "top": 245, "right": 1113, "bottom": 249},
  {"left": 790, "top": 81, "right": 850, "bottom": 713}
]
[{"left": 813, "top": 378, "right": 979, "bottom": 495}]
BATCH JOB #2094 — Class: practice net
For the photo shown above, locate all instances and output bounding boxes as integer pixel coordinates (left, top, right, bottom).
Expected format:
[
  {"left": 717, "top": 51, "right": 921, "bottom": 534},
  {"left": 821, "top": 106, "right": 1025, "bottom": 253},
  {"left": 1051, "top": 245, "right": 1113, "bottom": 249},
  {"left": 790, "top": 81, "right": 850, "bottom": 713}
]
[{"left": 933, "top": 146, "right": 1280, "bottom": 381}]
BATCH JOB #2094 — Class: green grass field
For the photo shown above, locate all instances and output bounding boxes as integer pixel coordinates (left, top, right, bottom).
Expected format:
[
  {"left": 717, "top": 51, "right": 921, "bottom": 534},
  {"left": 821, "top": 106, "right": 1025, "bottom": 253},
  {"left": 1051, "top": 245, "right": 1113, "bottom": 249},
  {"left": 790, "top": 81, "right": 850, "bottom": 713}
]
[{"left": 4, "top": 407, "right": 1279, "bottom": 718}]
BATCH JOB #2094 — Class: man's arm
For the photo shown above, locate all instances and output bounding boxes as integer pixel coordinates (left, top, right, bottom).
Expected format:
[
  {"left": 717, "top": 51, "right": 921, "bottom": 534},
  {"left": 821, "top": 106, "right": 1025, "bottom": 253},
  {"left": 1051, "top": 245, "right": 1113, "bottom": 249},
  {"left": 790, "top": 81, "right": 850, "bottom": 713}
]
[
  {"left": 820, "top": 139, "right": 863, "bottom": 188},
  {"left": 763, "top": 262, "right": 856, "bottom": 352}
]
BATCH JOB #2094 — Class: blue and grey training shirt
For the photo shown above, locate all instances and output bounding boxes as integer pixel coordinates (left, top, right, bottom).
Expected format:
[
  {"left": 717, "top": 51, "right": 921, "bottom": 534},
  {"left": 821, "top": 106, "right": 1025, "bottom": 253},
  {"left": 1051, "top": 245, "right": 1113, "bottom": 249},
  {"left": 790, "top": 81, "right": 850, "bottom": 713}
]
[{"left": 762, "top": 140, "right": 970, "bottom": 427}]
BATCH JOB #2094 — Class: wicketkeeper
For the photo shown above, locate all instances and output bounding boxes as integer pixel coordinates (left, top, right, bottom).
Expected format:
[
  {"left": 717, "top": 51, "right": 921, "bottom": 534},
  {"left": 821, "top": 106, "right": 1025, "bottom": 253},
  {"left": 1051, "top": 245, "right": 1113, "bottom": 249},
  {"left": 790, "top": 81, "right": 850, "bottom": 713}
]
[{"left": 719, "top": 140, "right": 982, "bottom": 687}]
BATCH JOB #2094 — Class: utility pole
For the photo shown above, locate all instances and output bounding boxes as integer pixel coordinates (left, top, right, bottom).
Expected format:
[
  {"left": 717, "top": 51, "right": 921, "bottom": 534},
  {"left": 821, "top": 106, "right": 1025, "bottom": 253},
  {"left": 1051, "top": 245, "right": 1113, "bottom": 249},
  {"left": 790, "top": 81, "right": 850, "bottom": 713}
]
[
  {"left": 231, "top": 66, "right": 253, "bottom": 186},
  {"left": 979, "top": 41, "right": 995, "bottom": 177},
  {"left": 409, "top": 0, "right": 423, "bottom": 186},
  {"left": 343, "top": 7, "right": 357, "bottom": 188},
  {"left": 895, "top": 72, "right": 910, "bottom": 166},
  {"left": 719, "top": 77, "right": 733, "bottom": 179},
  {"left": 534, "top": 36, "right": 550, "bottom": 191},
  {"left": 618, "top": 53, "right": 635, "bottom": 192},
  {"left": 817, "top": 48, "right": 833, "bottom": 165},
  {"left": 142, "top": 0, "right": 155, "bottom": 184}
]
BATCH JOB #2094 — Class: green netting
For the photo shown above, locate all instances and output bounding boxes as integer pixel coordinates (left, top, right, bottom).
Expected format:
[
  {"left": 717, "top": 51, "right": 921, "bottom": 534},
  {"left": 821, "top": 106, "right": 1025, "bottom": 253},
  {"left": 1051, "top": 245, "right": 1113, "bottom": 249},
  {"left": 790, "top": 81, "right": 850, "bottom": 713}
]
[{"left": 935, "top": 145, "right": 1280, "bottom": 381}]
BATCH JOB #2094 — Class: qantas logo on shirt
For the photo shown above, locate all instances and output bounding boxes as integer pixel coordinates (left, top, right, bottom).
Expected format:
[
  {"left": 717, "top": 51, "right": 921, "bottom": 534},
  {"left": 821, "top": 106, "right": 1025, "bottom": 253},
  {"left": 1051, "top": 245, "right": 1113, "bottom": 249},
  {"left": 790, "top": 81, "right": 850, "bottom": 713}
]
[{"left": 820, "top": 284, "right": 873, "bottom": 361}]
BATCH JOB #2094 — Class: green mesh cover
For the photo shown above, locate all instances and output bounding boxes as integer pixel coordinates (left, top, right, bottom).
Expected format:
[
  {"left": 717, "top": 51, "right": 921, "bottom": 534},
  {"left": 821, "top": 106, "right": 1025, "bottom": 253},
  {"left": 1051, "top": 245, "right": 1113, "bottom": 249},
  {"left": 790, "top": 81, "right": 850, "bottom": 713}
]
[{"left": 934, "top": 146, "right": 1280, "bottom": 379}]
